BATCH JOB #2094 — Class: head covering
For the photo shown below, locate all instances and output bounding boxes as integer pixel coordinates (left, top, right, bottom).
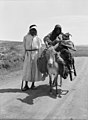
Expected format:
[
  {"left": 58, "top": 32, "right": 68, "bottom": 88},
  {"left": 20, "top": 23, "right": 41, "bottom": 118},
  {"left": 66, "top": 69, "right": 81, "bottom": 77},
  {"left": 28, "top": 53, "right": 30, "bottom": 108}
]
[
  {"left": 29, "top": 24, "right": 37, "bottom": 36},
  {"left": 29, "top": 24, "right": 37, "bottom": 30},
  {"left": 53, "top": 24, "right": 62, "bottom": 36},
  {"left": 55, "top": 24, "right": 61, "bottom": 29},
  {"left": 65, "top": 32, "right": 72, "bottom": 37},
  {"left": 62, "top": 32, "right": 72, "bottom": 40}
]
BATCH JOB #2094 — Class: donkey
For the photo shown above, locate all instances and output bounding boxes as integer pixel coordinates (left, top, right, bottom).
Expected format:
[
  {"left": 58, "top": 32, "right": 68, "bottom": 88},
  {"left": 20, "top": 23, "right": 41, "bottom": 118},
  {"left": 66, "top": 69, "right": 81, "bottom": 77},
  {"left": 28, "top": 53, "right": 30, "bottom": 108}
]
[{"left": 45, "top": 46, "right": 65, "bottom": 97}]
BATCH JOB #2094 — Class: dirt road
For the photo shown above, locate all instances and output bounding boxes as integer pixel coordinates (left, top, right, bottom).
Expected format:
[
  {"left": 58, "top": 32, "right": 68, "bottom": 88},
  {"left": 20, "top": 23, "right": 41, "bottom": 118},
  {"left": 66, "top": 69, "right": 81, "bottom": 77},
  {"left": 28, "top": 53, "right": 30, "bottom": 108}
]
[{"left": 0, "top": 57, "right": 88, "bottom": 119}]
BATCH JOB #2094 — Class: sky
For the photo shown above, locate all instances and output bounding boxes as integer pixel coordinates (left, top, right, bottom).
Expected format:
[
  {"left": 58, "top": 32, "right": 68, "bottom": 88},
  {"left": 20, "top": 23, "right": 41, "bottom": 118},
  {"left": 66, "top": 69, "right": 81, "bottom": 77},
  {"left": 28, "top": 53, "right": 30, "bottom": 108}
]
[{"left": 0, "top": 0, "right": 88, "bottom": 45}]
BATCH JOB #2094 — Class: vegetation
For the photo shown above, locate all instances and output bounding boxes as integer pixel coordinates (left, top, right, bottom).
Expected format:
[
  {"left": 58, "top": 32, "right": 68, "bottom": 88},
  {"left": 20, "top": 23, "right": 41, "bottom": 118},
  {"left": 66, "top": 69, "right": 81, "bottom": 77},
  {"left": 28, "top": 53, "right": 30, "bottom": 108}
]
[{"left": 0, "top": 41, "right": 23, "bottom": 72}]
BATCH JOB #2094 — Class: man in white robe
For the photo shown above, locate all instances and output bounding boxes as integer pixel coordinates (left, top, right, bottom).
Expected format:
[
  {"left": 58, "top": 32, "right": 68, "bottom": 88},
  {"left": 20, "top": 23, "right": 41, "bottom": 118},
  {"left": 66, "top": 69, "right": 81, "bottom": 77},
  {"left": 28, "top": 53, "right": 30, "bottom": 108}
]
[{"left": 21, "top": 25, "right": 43, "bottom": 91}]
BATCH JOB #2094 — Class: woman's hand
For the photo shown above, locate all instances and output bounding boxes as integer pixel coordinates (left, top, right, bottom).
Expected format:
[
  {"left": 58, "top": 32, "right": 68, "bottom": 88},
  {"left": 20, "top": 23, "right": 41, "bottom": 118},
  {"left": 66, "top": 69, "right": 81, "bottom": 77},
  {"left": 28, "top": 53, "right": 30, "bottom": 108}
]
[{"left": 55, "top": 36, "right": 60, "bottom": 41}]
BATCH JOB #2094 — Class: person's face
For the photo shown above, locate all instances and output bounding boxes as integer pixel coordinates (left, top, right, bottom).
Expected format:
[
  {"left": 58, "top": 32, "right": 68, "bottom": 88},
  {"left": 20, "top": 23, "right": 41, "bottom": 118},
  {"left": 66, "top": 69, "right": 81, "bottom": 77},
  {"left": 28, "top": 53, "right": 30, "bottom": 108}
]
[
  {"left": 54, "top": 28, "right": 61, "bottom": 36},
  {"left": 30, "top": 28, "right": 37, "bottom": 36}
]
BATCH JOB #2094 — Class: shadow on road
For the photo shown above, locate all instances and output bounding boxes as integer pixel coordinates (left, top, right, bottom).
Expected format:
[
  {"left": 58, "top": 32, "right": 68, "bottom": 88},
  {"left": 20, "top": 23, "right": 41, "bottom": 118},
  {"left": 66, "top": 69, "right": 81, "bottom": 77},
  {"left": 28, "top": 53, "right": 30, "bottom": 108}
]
[
  {"left": 0, "top": 88, "right": 22, "bottom": 93},
  {"left": 0, "top": 84, "right": 69, "bottom": 105},
  {"left": 18, "top": 84, "right": 69, "bottom": 105}
]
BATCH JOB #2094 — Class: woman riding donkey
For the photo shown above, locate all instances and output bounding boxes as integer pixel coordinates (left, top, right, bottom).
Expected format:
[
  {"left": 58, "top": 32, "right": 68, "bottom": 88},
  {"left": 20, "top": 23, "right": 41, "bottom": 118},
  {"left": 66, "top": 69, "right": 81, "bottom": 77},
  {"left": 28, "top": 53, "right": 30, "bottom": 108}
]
[{"left": 42, "top": 24, "right": 76, "bottom": 81}]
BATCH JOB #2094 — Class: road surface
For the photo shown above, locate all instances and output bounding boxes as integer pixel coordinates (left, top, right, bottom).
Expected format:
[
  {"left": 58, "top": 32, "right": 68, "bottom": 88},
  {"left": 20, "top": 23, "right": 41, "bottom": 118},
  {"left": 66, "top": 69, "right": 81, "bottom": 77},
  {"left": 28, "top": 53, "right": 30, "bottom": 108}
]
[{"left": 0, "top": 57, "right": 88, "bottom": 119}]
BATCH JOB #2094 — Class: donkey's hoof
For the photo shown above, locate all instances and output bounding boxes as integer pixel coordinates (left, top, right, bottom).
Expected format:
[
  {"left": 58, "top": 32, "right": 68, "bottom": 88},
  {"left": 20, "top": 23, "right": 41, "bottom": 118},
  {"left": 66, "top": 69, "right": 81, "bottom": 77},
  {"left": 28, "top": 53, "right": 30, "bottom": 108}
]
[
  {"left": 58, "top": 95, "right": 62, "bottom": 98},
  {"left": 55, "top": 94, "right": 58, "bottom": 98},
  {"left": 70, "top": 75, "right": 73, "bottom": 81},
  {"left": 74, "top": 73, "right": 77, "bottom": 76}
]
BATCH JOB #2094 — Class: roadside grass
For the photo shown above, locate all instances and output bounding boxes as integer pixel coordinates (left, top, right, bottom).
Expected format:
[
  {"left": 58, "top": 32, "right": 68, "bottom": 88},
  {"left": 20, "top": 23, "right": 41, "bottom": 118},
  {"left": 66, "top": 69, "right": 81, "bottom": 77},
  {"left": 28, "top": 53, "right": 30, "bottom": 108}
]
[{"left": 0, "top": 41, "right": 23, "bottom": 74}]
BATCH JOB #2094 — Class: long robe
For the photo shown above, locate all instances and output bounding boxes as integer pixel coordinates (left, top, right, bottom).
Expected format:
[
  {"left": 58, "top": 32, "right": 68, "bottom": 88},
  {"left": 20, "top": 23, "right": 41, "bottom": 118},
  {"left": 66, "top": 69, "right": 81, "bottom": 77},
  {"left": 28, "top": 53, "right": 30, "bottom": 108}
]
[{"left": 22, "top": 33, "right": 43, "bottom": 82}]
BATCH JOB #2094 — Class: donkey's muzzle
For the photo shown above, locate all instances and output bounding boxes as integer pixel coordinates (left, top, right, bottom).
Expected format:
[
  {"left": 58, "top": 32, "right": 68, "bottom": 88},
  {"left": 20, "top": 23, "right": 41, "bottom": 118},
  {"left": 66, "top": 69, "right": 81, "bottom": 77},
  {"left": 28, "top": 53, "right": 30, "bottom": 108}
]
[{"left": 48, "top": 63, "right": 53, "bottom": 68}]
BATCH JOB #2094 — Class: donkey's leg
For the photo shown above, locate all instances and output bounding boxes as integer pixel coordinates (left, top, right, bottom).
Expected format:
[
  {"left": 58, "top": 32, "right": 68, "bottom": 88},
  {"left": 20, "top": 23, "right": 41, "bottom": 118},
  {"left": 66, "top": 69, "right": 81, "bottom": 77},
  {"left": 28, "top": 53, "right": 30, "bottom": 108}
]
[
  {"left": 68, "top": 65, "right": 73, "bottom": 81},
  {"left": 73, "top": 61, "right": 77, "bottom": 76},
  {"left": 52, "top": 78, "right": 55, "bottom": 86},
  {"left": 69, "top": 70, "right": 72, "bottom": 81},
  {"left": 53, "top": 75, "right": 58, "bottom": 86},
  {"left": 55, "top": 75, "right": 58, "bottom": 96},
  {"left": 49, "top": 75, "right": 52, "bottom": 94},
  {"left": 59, "top": 75, "right": 62, "bottom": 87}
]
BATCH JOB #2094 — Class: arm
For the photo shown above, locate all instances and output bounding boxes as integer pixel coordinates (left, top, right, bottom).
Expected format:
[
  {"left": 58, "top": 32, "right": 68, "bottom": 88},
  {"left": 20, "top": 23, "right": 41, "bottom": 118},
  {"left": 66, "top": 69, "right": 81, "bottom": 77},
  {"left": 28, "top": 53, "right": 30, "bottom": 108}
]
[
  {"left": 60, "top": 40, "right": 76, "bottom": 51},
  {"left": 51, "top": 36, "right": 61, "bottom": 45},
  {"left": 23, "top": 37, "right": 26, "bottom": 60},
  {"left": 43, "top": 32, "right": 61, "bottom": 46},
  {"left": 43, "top": 32, "right": 52, "bottom": 47}
]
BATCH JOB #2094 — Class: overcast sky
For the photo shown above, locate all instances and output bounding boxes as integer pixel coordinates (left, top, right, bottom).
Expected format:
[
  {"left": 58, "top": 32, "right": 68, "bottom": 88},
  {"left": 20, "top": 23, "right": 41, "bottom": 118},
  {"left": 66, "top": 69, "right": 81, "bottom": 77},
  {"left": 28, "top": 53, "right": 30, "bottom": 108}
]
[{"left": 0, "top": 0, "right": 88, "bottom": 45}]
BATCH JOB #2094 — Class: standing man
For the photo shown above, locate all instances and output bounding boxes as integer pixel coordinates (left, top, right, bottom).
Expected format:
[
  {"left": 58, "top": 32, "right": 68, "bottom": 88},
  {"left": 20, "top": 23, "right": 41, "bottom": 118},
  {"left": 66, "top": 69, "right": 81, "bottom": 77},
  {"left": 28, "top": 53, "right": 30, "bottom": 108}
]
[{"left": 21, "top": 24, "right": 43, "bottom": 91}]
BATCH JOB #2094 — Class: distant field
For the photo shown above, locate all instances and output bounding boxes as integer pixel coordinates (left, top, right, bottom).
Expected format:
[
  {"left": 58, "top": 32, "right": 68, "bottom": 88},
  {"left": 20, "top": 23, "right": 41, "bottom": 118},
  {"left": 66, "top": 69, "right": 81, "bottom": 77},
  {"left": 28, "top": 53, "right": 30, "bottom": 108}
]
[
  {"left": 72, "top": 45, "right": 88, "bottom": 57},
  {"left": 0, "top": 40, "right": 88, "bottom": 73}
]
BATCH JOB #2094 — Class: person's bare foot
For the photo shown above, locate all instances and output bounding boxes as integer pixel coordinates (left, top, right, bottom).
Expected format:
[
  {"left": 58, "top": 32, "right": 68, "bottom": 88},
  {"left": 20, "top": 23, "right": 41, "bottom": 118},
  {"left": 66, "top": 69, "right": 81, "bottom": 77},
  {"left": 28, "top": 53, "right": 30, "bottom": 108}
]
[
  {"left": 21, "top": 86, "right": 30, "bottom": 91},
  {"left": 30, "top": 82, "right": 36, "bottom": 90}
]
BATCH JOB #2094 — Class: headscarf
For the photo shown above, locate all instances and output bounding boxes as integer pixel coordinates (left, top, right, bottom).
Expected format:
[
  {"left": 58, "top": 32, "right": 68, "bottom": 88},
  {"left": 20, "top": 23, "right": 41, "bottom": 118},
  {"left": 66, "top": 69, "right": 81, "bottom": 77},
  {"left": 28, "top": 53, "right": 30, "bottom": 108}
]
[
  {"left": 29, "top": 24, "right": 37, "bottom": 30},
  {"left": 29, "top": 24, "right": 37, "bottom": 36}
]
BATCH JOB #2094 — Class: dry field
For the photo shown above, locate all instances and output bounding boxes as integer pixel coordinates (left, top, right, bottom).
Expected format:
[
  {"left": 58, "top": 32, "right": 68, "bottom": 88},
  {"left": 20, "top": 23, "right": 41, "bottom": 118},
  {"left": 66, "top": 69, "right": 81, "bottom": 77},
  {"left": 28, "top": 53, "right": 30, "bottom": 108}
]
[{"left": 0, "top": 41, "right": 23, "bottom": 74}]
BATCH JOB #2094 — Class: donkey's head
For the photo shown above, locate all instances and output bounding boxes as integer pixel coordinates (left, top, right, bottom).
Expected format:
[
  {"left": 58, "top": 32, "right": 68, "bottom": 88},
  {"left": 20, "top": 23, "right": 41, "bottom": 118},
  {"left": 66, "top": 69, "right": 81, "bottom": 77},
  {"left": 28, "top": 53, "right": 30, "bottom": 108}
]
[{"left": 46, "top": 46, "right": 57, "bottom": 67}]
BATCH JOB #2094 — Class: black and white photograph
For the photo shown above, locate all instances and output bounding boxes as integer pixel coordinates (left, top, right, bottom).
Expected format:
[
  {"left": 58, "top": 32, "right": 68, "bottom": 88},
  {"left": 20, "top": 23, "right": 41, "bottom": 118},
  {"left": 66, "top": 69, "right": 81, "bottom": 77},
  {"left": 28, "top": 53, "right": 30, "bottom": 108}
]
[{"left": 0, "top": 0, "right": 88, "bottom": 119}]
